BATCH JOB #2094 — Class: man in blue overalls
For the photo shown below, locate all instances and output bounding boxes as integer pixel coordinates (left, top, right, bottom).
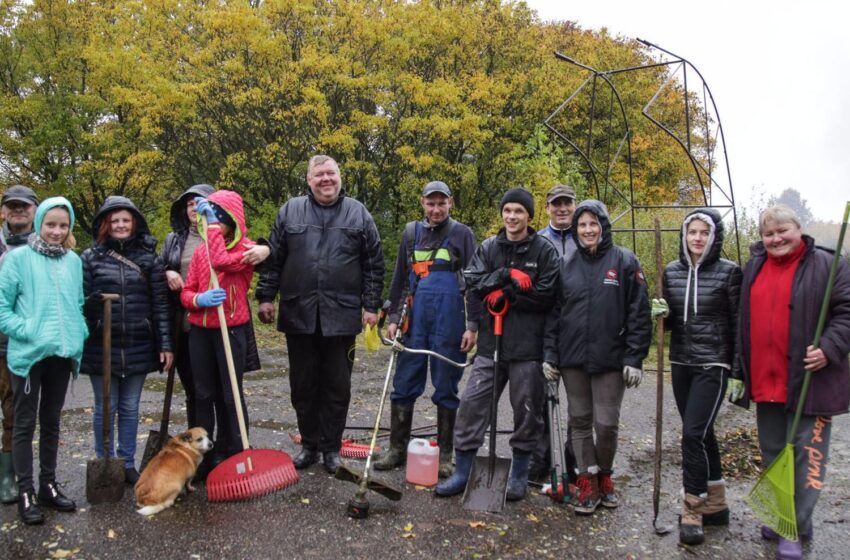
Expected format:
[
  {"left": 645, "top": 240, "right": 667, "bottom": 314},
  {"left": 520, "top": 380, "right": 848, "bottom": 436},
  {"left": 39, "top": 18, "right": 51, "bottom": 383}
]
[{"left": 375, "top": 181, "right": 479, "bottom": 478}]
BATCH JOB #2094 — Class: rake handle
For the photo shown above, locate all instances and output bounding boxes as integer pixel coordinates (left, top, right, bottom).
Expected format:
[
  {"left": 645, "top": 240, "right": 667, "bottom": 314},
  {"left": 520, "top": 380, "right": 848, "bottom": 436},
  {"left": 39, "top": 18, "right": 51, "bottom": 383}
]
[{"left": 652, "top": 219, "right": 665, "bottom": 526}]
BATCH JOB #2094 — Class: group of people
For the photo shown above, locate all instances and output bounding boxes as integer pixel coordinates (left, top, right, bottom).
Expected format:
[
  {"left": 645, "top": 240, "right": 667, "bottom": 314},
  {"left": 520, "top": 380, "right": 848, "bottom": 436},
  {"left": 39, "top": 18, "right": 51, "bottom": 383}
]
[{"left": 0, "top": 157, "right": 846, "bottom": 560}]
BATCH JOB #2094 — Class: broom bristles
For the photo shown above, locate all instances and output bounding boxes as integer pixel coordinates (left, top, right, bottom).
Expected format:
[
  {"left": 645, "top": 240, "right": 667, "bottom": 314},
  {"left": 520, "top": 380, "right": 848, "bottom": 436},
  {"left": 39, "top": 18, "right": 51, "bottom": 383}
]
[{"left": 746, "top": 445, "right": 798, "bottom": 542}]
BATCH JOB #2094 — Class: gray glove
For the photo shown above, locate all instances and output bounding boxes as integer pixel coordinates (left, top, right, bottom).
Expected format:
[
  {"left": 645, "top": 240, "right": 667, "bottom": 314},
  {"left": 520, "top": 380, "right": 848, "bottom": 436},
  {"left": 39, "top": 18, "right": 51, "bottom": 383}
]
[
  {"left": 728, "top": 379, "right": 745, "bottom": 401},
  {"left": 622, "top": 365, "right": 643, "bottom": 388},
  {"left": 542, "top": 362, "right": 560, "bottom": 382},
  {"left": 651, "top": 298, "right": 669, "bottom": 319}
]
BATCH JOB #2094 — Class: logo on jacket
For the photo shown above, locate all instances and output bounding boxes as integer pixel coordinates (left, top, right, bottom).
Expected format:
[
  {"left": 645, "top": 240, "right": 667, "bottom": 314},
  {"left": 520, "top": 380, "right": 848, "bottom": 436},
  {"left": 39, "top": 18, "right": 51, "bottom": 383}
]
[
  {"left": 635, "top": 270, "right": 646, "bottom": 284},
  {"left": 603, "top": 268, "right": 619, "bottom": 286}
]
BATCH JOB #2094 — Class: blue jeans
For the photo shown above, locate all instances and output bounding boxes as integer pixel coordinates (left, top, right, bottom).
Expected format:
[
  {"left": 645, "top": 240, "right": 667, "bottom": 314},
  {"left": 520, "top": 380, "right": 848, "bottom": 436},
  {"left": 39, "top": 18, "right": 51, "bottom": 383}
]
[{"left": 89, "top": 374, "right": 146, "bottom": 469}]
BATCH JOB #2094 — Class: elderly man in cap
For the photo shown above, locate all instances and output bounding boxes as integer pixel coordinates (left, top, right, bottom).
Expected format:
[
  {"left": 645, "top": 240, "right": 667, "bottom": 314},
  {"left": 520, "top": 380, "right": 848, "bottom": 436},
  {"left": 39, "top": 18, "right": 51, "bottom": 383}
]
[
  {"left": 0, "top": 185, "right": 39, "bottom": 503},
  {"left": 435, "top": 187, "right": 559, "bottom": 501},
  {"left": 375, "top": 181, "right": 479, "bottom": 478}
]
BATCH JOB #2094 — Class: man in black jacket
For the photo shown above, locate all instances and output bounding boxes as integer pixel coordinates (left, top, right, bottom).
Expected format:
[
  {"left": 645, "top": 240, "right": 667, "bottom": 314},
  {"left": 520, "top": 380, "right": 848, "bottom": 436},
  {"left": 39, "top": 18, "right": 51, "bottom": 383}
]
[
  {"left": 435, "top": 188, "right": 559, "bottom": 501},
  {"left": 256, "top": 155, "right": 384, "bottom": 474}
]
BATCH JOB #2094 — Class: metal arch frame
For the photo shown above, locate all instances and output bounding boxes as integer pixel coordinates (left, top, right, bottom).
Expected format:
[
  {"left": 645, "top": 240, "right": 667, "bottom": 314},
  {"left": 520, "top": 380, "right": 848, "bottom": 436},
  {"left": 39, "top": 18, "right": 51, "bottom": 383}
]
[{"left": 542, "top": 41, "right": 742, "bottom": 263}]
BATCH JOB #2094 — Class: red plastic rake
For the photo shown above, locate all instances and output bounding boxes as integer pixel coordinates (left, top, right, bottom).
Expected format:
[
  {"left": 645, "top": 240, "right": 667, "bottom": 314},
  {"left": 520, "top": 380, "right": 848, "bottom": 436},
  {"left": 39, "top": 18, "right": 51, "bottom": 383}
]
[{"left": 289, "top": 434, "right": 379, "bottom": 459}]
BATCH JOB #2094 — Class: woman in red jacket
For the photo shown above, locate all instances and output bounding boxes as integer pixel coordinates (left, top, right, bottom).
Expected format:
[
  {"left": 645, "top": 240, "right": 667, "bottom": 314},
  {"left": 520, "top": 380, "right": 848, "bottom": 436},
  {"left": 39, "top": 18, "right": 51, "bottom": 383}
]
[{"left": 732, "top": 204, "right": 850, "bottom": 560}]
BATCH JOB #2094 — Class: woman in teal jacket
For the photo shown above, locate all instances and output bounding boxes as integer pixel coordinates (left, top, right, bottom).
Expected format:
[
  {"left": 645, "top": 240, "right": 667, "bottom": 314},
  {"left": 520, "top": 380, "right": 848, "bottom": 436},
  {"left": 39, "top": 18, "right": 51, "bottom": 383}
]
[{"left": 0, "top": 197, "right": 88, "bottom": 525}]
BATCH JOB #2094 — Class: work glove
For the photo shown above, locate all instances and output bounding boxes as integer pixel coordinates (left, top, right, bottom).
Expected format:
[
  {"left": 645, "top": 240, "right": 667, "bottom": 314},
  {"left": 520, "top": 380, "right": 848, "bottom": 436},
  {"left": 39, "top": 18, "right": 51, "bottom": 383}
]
[
  {"left": 194, "top": 197, "right": 219, "bottom": 224},
  {"left": 509, "top": 268, "right": 533, "bottom": 292},
  {"left": 543, "top": 362, "right": 560, "bottom": 382},
  {"left": 484, "top": 289, "right": 506, "bottom": 309},
  {"left": 651, "top": 298, "right": 669, "bottom": 319},
  {"left": 196, "top": 288, "right": 226, "bottom": 308},
  {"left": 622, "top": 365, "right": 643, "bottom": 388},
  {"left": 728, "top": 378, "right": 745, "bottom": 402}
]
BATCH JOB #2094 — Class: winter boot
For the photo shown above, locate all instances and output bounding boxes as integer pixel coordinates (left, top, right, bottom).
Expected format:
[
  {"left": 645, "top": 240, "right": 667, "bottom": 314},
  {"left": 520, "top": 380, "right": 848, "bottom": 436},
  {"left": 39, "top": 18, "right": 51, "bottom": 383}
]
[
  {"left": 0, "top": 452, "right": 17, "bottom": 504},
  {"left": 374, "top": 403, "right": 414, "bottom": 470},
  {"left": 505, "top": 451, "right": 532, "bottom": 501},
  {"left": 679, "top": 492, "right": 706, "bottom": 545},
  {"left": 434, "top": 449, "right": 476, "bottom": 497},
  {"left": 702, "top": 479, "right": 730, "bottom": 526},
  {"left": 437, "top": 407, "right": 456, "bottom": 478},
  {"left": 598, "top": 471, "right": 619, "bottom": 508},
  {"left": 572, "top": 473, "right": 601, "bottom": 515}
]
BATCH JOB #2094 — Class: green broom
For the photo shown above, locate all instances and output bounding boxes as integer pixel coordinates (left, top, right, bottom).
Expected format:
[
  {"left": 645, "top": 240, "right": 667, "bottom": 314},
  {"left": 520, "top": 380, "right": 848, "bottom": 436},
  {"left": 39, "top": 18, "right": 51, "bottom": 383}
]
[{"left": 746, "top": 200, "right": 850, "bottom": 541}]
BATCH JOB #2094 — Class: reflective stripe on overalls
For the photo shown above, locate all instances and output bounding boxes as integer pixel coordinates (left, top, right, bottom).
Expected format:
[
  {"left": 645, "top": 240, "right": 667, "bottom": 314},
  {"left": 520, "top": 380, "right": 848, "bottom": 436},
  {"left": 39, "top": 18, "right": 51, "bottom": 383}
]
[{"left": 390, "top": 222, "right": 467, "bottom": 409}]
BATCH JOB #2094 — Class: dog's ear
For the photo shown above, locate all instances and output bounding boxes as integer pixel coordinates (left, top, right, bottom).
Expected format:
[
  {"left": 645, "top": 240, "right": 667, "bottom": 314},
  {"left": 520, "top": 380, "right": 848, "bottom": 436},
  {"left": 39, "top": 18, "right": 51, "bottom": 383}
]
[{"left": 181, "top": 432, "right": 193, "bottom": 442}]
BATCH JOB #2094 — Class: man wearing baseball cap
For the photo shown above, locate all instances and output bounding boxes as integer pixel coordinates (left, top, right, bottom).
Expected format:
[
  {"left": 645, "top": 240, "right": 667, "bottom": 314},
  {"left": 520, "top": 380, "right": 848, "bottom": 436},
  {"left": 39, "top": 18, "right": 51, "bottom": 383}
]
[
  {"left": 436, "top": 187, "right": 559, "bottom": 501},
  {"left": 539, "top": 184, "right": 577, "bottom": 259},
  {"left": 376, "top": 181, "right": 479, "bottom": 478},
  {"left": 0, "top": 185, "right": 39, "bottom": 503}
]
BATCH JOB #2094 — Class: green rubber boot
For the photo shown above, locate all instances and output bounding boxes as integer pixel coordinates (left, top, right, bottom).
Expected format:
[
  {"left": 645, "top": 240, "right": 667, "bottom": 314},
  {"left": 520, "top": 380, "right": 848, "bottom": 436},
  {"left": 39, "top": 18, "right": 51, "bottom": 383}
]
[{"left": 0, "top": 451, "right": 17, "bottom": 504}]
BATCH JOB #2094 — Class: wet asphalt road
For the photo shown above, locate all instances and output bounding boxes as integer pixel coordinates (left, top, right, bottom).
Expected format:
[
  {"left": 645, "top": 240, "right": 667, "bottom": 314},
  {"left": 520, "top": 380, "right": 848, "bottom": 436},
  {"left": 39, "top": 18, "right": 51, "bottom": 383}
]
[{"left": 1, "top": 339, "right": 849, "bottom": 559}]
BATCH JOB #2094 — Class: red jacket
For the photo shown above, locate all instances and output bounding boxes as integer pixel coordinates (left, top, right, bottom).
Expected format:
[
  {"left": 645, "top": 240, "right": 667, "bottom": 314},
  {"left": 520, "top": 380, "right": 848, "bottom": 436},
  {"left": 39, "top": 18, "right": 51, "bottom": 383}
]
[{"left": 180, "top": 190, "right": 255, "bottom": 328}]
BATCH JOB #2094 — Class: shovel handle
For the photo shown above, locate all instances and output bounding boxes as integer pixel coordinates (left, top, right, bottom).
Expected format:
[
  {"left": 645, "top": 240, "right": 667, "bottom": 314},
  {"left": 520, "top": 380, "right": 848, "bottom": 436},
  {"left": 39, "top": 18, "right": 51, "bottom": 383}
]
[
  {"left": 486, "top": 299, "right": 509, "bottom": 336},
  {"left": 100, "top": 294, "right": 119, "bottom": 460}
]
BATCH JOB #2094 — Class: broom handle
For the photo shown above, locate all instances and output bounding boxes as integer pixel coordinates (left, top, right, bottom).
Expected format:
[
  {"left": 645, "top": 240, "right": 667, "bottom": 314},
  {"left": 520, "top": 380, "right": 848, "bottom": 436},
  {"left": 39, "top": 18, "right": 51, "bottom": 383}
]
[
  {"left": 201, "top": 216, "right": 252, "bottom": 455},
  {"left": 787, "top": 201, "right": 850, "bottom": 443}
]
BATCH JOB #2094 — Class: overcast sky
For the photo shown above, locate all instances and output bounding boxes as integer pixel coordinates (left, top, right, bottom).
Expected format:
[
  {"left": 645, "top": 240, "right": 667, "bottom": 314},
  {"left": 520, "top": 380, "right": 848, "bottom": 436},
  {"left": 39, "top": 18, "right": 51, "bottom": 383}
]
[{"left": 525, "top": 0, "right": 848, "bottom": 222}]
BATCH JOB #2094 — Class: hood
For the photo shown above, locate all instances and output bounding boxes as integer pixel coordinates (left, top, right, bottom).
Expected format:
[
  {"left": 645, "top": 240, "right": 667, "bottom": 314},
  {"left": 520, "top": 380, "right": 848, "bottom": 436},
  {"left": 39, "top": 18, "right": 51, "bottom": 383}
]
[
  {"left": 572, "top": 199, "right": 612, "bottom": 256},
  {"left": 169, "top": 184, "right": 215, "bottom": 233},
  {"left": 91, "top": 195, "right": 155, "bottom": 249},
  {"left": 34, "top": 196, "right": 76, "bottom": 234},
  {"left": 679, "top": 207, "right": 723, "bottom": 268},
  {"left": 203, "top": 190, "right": 247, "bottom": 248}
]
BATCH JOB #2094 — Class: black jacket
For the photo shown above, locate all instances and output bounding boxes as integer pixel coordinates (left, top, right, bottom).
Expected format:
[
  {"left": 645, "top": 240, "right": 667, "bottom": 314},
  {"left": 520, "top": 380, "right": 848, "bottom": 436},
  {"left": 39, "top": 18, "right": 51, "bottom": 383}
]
[
  {"left": 464, "top": 227, "right": 559, "bottom": 362},
  {"left": 255, "top": 191, "right": 384, "bottom": 336},
  {"left": 663, "top": 208, "right": 742, "bottom": 366},
  {"left": 161, "top": 183, "right": 215, "bottom": 275},
  {"left": 544, "top": 200, "right": 651, "bottom": 372},
  {"left": 81, "top": 196, "right": 171, "bottom": 377}
]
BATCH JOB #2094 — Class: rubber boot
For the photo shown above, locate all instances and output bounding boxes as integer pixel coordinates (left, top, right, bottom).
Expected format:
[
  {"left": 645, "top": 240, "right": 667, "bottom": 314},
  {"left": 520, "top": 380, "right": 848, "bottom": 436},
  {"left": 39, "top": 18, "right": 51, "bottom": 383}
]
[
  {"left": 679, "top": 492, "right": 706, "bottom": 545},
  {"left": 702, "top": 479, "right": 730, "bottom": 525},
  {"left": 374, "top": 403, "right": 414, "bottom": 470},
  {"left": 0, "top": 452, "right": 18, "bottom": 504},
  {"left": 434, "top": 449, "right": 476, "bottom": 497},
  {"left": 437, "top": 407, "right": 456, "bottom": 478},
  {"left": 505, "top": 451, "right": 531, "bottom": 501}
]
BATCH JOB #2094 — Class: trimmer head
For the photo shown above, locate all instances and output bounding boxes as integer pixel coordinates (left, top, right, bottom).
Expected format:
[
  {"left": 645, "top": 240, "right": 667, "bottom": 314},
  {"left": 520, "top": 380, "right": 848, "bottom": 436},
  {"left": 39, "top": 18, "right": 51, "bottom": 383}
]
[
  {"left": 347, "top": 496, "right": 370, "bottom": 519},
  {"left": 335, "top": 463, "right": 403, "bottom": 502}
]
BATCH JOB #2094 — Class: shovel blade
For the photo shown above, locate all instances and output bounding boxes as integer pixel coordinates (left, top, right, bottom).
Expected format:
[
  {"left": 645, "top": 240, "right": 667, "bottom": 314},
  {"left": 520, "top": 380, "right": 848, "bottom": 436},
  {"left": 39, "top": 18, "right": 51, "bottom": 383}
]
[
  {"left": 86, "top": 457, "right": 126, "bottom": 505},
  {"left": 139, "top": 430, "right": 170, "bottom": 473},
  {"left": 334, "top": 463, "right": 403, "bottom": 501},
  {"left": 462, "top": 456, "right": 511, "bottom": 512}
]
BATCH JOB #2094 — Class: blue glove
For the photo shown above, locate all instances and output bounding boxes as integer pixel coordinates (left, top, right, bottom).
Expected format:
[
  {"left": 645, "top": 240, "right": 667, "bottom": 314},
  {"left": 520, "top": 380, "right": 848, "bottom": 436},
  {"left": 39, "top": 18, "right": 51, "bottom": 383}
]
[
  {"left": 196, "top": 288, "right": 226, "bottom": 308},
  {"left": 194, "top": 197, "right": 219, "bottom": 224}
]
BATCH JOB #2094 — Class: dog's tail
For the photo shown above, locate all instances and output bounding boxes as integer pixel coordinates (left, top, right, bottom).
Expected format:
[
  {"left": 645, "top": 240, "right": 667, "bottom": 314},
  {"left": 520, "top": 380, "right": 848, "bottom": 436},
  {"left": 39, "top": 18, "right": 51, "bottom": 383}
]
[{"left": 136, "top": 503, "right": 168, "bottom": 516}]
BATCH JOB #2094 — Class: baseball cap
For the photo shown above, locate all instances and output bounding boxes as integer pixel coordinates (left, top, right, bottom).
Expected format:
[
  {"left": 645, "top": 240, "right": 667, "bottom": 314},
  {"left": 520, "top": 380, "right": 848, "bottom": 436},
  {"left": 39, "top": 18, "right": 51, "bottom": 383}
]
[
  {"left": 546, "top": 185, "right": 576, "bottom": 203},
  {"left": 2, "top": 185, "right": 39, "bottom": 207},
  {"left": 422, "top": 181, "right": 452, "bottom": 197}
]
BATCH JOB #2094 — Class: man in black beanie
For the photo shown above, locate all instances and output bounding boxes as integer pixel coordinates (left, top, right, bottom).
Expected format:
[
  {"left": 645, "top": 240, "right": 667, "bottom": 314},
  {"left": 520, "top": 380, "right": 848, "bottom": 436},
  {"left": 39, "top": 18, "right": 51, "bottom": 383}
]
[{"left": 435, "top": 187, "right": 560, "bottom": 502}]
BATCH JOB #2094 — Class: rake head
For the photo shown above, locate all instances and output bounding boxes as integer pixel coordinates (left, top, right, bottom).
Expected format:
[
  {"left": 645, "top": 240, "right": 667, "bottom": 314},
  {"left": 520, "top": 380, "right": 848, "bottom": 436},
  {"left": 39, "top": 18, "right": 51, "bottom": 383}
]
[
  {"left": 207, "top": 448, "right": 299, "bottom": 503},
  {"left": 745, "top": 443, "right": 798, "bottom": 542},
  {"left": 288, "top": 434, "right": 379, "bottom": 459}
]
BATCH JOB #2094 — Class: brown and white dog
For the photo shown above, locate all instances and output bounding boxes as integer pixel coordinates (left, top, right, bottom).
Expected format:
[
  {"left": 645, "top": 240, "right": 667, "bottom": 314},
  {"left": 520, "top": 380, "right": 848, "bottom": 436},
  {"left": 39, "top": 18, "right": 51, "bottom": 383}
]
[{"left": 135, "top": 427, "right": 213, "bottom": 516}]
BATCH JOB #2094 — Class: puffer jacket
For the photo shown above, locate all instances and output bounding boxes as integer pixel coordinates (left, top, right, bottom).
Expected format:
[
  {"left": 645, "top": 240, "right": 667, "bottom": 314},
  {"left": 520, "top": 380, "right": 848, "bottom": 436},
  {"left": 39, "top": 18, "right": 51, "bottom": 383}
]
[
  {"left": 255, "top": 191, "right": 384, "bottom": 337},
  {"left": 0, "top": 223, "right": 35, "bottom": 355},
  {"left": 81, "top": 196, "right": 171, "bottom": 377},
  {"left": 181, "top": 190, "right": 255, "bottom": 328},
  {"left": 161, "top": 183, "right": 215, "bottom": 276},
  {"left": 0, "top": 197, "right": 88, "bottom": 377},
  {"left": 663, "top": 208, "right": 742, "bottom": 366},
  {"left": 464, "top": 227, "right": 559, "bottom": 362},
  {"left": 734, "top": 236, "right": 850, "bottom": 416},
  {"left": 543, "top": 200, "right": 651, "bottom": 373}
]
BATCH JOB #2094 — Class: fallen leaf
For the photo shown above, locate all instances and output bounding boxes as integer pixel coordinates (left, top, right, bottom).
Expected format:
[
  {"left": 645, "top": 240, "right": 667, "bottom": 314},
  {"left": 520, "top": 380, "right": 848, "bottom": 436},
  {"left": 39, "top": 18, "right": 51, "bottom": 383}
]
[
  {"left": 300, "top": 498, "right": 310, "bottom": 504},
  {"left": 403, "top": 522, "right": 414, "bottom": 532},
  {"left": 402, "top": 533, "right": 415, "bottom": 539},
  {"left": 50, "top": 549, "right": 80, "bottom": 559},
  {"left": 526, "top": 513, "right": 540, "bottom": 523},
  {"left": 469, "top": 521, "right": 486, "bottom": 528},
  {"left": 107, "top": 529, "right": 116, "bottom": 539},
  {"left": 55, "top": 525, "right": 65, "bottom": 534},
  {"left": 414, "top": 485, "right": 427, "bottom": 490}
]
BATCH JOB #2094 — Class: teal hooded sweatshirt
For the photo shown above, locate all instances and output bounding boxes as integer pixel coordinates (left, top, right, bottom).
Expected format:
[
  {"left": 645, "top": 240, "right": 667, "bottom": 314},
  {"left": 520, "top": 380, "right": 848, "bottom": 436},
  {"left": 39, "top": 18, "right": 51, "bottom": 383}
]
[{"left": 0, "top": 197, "right": 88, "bottom": 377}]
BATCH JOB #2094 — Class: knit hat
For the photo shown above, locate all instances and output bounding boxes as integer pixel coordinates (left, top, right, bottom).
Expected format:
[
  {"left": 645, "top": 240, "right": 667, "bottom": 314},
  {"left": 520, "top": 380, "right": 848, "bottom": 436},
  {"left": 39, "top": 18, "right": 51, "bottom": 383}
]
[{"left": 500, "top": 188, "right": 534, "bottom": 219}]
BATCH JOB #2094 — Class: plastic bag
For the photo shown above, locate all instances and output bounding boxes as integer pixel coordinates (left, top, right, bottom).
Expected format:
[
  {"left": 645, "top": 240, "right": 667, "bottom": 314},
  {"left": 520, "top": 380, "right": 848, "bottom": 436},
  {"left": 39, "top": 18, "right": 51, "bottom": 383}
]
[{"left": 364, "top": 323, "right": 381, "bottom": 352}]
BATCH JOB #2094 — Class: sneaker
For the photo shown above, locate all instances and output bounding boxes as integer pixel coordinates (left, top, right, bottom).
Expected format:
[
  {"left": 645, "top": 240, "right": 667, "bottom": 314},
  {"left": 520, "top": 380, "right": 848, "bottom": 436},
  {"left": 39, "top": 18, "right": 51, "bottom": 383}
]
[
  {"left": 598, "top": 472, "right": 619, "bottom": 508},
  {"left": 777, "top": 538, "right": 803, "bottom": 560},
  {"left": 572, "top": 473, "right": 600, "bottom": 515}
]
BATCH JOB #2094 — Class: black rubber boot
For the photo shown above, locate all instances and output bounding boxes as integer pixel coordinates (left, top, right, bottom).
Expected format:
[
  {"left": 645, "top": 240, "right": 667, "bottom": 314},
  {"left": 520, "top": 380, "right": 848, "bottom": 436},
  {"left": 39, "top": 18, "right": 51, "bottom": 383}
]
[
  {"left": 437, "top": 407, "right": 456, "bottom": 478},
  {"left": 374, "top": 403, "right": 413, "bottom": 471},
  {"left": 505, "top": 451, "right": 532, "bottom": 501}
]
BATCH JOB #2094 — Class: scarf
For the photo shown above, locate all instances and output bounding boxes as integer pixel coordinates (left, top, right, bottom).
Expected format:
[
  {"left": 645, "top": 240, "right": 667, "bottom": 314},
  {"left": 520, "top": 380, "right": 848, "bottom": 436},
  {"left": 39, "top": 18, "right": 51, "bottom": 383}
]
[{"left": 28, "top": 234, "right": 67, "bottom": 257}]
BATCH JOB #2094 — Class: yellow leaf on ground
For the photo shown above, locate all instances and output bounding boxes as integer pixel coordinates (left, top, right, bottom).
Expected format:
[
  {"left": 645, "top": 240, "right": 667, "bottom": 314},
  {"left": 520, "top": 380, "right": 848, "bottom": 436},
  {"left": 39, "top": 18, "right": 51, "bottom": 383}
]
[
  {"left": 402, "top": 533, "right": 415, "bottom": 539},
  {"left": 107, "top": 529, "right": 116, "bottom": 539},
  {"left": 526, "top": 513, "right": 540, "bottom": 523},
  {"left": 403, "top": 522, "right": 414, "bottom": 532},
  {"left": 469, "top": 521, "right": 486, "bottom": 528},
  {"left": 301, "top": 498, "right": 310, "bottom": 505},
  {"left": 50, "top": 549, "right": 80, "bottom": 559}
]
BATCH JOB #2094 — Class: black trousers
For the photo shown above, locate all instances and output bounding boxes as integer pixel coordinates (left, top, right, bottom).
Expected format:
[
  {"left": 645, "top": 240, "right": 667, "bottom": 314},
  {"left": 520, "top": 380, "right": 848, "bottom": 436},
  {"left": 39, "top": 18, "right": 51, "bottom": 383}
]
[
  {"left": 286, "top": 332, "right": 355, "bottom": 453},
  {"left": 189, "top": 324, "right": 248, "bottom": 457},
  {"left": 10, "top": 357, "right": 72, "bottom": 492},
  {"left": 671, "top": 364, "right": 727, "bottom": 495}
]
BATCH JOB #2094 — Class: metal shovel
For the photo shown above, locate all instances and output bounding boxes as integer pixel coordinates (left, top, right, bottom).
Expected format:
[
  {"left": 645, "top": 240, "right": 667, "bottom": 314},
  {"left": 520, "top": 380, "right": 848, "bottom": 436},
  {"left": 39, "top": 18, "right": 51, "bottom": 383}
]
[
  {"left": 86, "top": 294, "right": 125, "bottom": 504},
  {"left": 139, "top": 317, "right": 181, "bottom": 473},
  {"left": 463, "top": 299, "right": 511, "bottom": 513}
]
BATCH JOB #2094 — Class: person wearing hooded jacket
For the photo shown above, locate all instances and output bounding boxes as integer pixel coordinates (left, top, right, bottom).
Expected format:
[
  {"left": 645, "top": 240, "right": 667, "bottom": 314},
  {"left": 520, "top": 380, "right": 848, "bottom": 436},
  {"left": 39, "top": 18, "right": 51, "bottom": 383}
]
[
  {"left": 543, "top": 199, "right": 650, "bottom": 515},
  {"left": 80, "top": 196, "right": 173, "bottom": 484},
  {"left": 0, "top": 197, "right": 87, "bottom": 525},
  {"left": 180, "top": 190, "right": 256, "bottom": 469},
  {"left": 653, "top": 208, "right": 742, "bottom": 545}
]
